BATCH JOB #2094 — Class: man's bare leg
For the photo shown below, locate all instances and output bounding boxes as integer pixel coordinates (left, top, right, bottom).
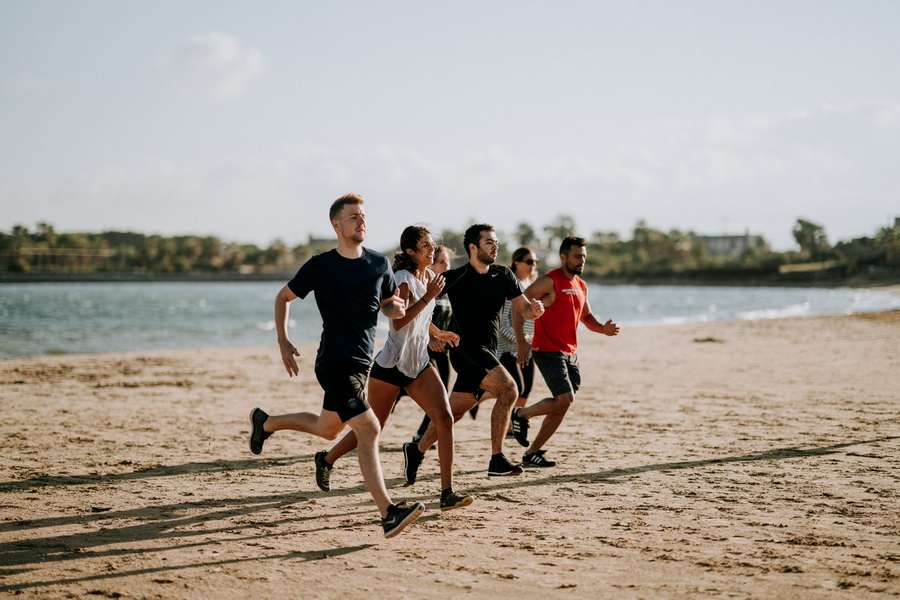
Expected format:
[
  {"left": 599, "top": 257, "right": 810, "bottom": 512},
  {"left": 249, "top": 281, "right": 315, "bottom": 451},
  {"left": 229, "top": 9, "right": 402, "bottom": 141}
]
[
  {"left": 478, "top": 366, "right": 518, "bottom": 455},
  {"left": 519, "top": 393, "right": 574, "bottom": 454},
  {"left": 346, "top": 409, "right": 391, "bottom": 518},
  {"left": 325, "top": 379, "right": 398, "bottom": 466},
  {"left": 264, "top": 409, "right": 344, "bottom": 440}
]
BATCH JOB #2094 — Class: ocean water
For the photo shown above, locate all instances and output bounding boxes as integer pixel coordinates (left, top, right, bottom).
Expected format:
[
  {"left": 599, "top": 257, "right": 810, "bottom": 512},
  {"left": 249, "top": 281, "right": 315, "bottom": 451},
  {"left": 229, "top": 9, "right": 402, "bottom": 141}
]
[{"left": 0, "top": 282, "right": 897, "bottom": 359}]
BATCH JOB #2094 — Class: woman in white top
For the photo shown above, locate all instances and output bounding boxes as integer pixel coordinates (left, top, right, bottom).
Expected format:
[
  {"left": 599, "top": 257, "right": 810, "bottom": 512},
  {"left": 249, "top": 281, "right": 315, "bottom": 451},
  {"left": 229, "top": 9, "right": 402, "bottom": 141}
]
[{"left": 316, "top": 226, "right": 474, "bottom": 512}]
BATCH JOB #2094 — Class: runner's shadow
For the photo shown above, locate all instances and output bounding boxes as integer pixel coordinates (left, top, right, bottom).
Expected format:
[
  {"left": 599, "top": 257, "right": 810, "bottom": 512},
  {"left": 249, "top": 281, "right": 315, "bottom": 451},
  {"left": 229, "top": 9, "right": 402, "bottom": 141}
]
[
  {"left": 0, "top": 489, "right": 376, "bottom": 569},
  {"left": 0, "top": 543, "right": 374, "bottom": 594},
  {"left": 404, "top": 436, "right": 899, "bottom": 502},
  {"left": 0, "top": 454, "right": 314, "bottom": 494}
]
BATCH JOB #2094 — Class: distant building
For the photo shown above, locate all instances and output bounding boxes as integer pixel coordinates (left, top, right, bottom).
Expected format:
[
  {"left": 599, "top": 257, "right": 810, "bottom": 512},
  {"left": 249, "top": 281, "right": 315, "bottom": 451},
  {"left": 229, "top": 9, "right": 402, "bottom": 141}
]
[{"left": 695, "top": 232, "right": 767, "bottom": 258}]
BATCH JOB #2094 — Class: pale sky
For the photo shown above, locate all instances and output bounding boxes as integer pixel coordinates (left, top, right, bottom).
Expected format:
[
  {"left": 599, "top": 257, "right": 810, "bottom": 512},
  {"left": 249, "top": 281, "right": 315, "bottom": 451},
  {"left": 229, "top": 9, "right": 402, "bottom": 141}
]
[{"left": 2, "top": 1, "right": 898, "bottom": 250}]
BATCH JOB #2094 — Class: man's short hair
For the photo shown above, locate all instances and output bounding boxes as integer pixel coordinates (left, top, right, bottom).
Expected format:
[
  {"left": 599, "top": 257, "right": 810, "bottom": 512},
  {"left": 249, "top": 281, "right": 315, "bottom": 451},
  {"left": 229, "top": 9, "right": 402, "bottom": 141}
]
[
  {"left": 559, "top": 236, "right": 587, "bottom": 255},
  {"left": 329, "top": 193, "right": 364, "bottom": 221},
  {"left": 463, "top": 223, "right": 494, "bottom": 256}
]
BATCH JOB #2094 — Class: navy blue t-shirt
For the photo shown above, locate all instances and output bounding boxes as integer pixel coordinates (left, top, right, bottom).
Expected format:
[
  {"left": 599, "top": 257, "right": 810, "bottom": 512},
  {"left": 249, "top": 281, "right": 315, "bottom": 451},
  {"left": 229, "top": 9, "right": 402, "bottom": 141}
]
[{"left": 287, "top": 248, "right": 397, "bottom": 369}]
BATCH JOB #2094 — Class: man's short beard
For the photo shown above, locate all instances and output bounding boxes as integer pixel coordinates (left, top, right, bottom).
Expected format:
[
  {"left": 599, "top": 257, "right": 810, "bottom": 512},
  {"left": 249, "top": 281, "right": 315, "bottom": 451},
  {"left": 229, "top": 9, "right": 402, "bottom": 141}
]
[
  {"left": 477, "top": 249, "right": 495, "bottom": 264},
  {"left": 568, "top": 263, "right": 583, "bottom": 274}
]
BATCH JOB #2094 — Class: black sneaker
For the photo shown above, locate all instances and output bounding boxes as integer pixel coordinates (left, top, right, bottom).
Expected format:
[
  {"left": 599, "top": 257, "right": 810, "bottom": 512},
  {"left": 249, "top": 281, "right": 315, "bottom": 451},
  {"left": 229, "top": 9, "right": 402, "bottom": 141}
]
[
  {"left": 248, "top": 407, "right": 271, "bottom": 455},
  {"left": 382, "top": 501, "right": 425, "bottom": 538},
  {"left": 487, "top": 453, "right": 523, "bottom": 477},
  {"left": 510, "top": 408, "right": 530, "bottom": 448},
  {"left": 402, "top": 442, "right": 424, "bottom": 486},
  {"left": 440, "top": 488, "right": 474, "bottom": 512},
  {"left": 314, "top": 450, "right": 332, "bottom": 492},
  {"left": 522, "top": 450, "right": 556, "bottom": 468}
]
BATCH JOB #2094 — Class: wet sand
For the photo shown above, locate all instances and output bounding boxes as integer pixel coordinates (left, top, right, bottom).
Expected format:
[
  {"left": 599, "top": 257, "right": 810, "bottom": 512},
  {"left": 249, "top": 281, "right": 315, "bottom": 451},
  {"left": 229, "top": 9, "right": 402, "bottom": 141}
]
[{"left": 2, "top": 312, "right": 899, "bottom": 598}]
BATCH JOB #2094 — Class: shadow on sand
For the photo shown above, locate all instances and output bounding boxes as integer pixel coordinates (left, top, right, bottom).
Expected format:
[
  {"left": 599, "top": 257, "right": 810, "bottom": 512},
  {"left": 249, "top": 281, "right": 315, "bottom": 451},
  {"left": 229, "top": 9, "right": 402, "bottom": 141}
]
[{"left": 1, "top": 436, "right": 895, "bottom": 592}]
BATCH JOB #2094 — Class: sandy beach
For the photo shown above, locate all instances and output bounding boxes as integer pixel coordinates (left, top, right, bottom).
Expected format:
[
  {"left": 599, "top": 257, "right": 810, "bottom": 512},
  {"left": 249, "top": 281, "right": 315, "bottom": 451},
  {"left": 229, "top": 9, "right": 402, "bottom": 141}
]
[{"left": 2, "top": 311, "right": 899, "bottom": 598}]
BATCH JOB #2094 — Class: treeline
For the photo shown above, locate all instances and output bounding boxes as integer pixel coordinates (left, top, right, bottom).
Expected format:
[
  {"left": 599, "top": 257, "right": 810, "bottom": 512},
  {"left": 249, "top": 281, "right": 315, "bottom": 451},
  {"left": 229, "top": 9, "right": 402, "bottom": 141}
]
[
  {"left": 0, "top": 223, "right": 316, "bottom": 275},
  {"left": 1, "top": 217, "right": 898, "bottom": 282}
]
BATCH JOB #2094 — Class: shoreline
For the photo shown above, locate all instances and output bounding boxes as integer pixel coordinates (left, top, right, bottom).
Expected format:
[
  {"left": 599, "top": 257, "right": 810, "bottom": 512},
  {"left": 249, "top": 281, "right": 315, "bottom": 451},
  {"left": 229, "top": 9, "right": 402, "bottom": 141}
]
[{"left": 3, "top": 307, "right": 898, "bottom": 363}]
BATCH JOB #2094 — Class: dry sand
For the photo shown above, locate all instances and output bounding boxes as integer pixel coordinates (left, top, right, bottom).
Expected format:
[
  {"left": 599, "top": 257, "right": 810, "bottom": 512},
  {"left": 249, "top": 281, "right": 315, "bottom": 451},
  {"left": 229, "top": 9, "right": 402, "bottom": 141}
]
[{"left": 1, "top": 312, "right": 899, "bottom": 598}]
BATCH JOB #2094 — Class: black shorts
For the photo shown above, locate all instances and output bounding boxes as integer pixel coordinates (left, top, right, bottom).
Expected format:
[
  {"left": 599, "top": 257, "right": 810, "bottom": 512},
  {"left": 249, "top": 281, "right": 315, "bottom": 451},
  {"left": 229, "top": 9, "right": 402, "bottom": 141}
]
[
  {"left": 370, "top": 361, "right": 429, "bottom": 389},
  {"left": 314, "top": 363, "right": 370, "bottom": 422},
  {"left": 500, "top": 352, "right": 534, "bottom": 399},
  {"left": 533, "top": 351, "right": 581, "bottom": 397},
  {"left": 449, "top": 345, "right": 500, "bottom": 395}
]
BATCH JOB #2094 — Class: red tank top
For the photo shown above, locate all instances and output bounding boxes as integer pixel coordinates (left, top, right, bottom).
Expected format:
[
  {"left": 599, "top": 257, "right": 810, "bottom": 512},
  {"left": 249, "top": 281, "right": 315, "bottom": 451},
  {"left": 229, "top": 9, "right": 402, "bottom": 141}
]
[{"left": 532, "top": 268, "right": 587, "bottom": 354}]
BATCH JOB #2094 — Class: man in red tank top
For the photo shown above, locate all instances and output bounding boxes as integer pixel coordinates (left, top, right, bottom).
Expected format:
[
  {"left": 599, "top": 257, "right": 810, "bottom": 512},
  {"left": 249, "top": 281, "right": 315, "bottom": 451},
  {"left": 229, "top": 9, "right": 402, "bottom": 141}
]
[{"left": 510, "top": 236, "right": 619, "bottom": 467}]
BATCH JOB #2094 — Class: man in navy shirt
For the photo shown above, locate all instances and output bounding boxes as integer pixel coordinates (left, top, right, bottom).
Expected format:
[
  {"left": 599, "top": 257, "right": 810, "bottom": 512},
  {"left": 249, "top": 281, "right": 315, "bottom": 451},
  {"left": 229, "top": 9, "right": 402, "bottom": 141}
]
[{"left": 248, "top": 193, "right": 425, "bottom": 538}]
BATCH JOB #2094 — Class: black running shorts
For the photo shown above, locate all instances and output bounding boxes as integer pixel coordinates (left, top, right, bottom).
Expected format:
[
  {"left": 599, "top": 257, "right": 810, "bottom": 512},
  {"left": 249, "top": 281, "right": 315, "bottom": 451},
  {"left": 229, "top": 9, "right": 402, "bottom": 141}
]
[
  {"left": 499, "top": 352, "right": 535, "bottom": 399},
  {"left": 533, "top": 351, "right": 581, "bottom": 397},
  {"left": 449, "top": 345, "right": 500, "bottom": 395},
  {"left": 314, "top": 363, "right": 370, "bottom": 422},
  {"left": 370, "top": 361, "right": 430, "bottom": 389}
]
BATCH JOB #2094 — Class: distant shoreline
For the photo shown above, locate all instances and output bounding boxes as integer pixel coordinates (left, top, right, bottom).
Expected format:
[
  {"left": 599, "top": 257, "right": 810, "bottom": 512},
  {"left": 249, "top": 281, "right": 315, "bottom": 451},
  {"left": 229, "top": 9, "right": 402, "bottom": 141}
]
[{"left": 1, "top": 271, "right": 899, "bottom": 288}]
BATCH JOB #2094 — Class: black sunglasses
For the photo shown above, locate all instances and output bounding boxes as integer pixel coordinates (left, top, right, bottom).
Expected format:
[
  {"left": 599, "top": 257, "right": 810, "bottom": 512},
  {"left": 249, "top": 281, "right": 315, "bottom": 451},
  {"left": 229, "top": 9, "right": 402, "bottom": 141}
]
[{"left": 522, "top": 258, "right": 537, "bottom": 266}]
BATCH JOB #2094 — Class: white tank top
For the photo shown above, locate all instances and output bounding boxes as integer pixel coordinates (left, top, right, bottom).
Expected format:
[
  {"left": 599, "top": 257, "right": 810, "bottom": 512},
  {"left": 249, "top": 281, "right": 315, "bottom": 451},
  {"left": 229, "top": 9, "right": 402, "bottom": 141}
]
[{"left": 374, "top": 269, "right": 435, "bottom": 378}]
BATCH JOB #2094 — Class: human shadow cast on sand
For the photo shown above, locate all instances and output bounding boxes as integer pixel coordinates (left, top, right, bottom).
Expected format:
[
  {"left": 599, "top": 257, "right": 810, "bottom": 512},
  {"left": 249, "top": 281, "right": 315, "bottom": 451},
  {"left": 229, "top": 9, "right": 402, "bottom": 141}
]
[
  {"left": 0, "top": 454, "right": 315, "bottom": 494},
  {"left": 0, "top": 543, "right": 374, "bottom": 594}
]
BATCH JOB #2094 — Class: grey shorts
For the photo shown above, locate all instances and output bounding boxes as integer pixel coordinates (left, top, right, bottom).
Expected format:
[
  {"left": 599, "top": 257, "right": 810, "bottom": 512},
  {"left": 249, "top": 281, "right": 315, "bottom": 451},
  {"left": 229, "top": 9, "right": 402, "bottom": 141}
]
[{"left": 533, "top": 351, "right": 581, "bottom": 397}]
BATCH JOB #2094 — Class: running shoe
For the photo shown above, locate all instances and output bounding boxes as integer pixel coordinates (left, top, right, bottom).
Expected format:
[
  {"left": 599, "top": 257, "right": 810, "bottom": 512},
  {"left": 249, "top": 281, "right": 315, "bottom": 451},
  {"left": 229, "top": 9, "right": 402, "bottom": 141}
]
[
  {"left": 522, "top": 450, "right": 556, "bottom": 468},
  {"left": 402, "top": 442, "right": 424, "bottom": 486},
  {"left": 382, "top": 501, "right": 426, "bottom": 538},
  {"left": 248, "top": 407, "right": 271, "bottom": 455},
  {"left": 440, "top": 489, "right": 475, "bottom": 512},
  {"left": 510, "top": 408, "right": 530, "bottom": 448},
  {"left": 487, "top": 453, "right": 523, "bottom": 477},
  {"left": 314, "top": 450, "right": 332, "bottom": 492}
]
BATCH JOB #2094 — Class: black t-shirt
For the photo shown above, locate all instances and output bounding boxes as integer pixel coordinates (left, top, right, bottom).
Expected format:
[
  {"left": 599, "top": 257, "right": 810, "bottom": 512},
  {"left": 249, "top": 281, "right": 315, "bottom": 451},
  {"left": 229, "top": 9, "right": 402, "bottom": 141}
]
[
  {"left": 287, "top": 248, "right": 397, "bottom": 369},
  {"left": 442, "top": 263, "right": 522, "bottom": 352}
]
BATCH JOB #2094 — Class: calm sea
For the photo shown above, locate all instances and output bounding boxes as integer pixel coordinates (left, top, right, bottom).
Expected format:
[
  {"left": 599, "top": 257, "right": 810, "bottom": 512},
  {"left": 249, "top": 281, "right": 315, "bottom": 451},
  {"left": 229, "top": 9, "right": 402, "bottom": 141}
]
[{"left": 0, "top": 282, "right": 897, "bottom": 359}]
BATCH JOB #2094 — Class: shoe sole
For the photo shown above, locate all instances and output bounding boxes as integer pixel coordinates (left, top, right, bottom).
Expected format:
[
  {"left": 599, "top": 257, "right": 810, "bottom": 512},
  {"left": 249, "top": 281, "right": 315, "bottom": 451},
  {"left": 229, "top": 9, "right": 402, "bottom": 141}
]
[
  {"left": 440, "top": 496, "right": 474, "bottom": 512},
  {"left": 314, "top": 453, "right": 331, "bottom": 492},
  {"left": 383, "top": 504, "right": 425, "bottom": 539},
  {"left": 249, "top": 408, "right": 263, "bottom": 455},
  {"left": 522, "top": 462, "right": 555, "bottom": 468},
  {"left": 487, "top": 468, "right": 523, "bottom": 477},
  {"left": 402, "top": 444, "right": 418, "bottom": 486}
]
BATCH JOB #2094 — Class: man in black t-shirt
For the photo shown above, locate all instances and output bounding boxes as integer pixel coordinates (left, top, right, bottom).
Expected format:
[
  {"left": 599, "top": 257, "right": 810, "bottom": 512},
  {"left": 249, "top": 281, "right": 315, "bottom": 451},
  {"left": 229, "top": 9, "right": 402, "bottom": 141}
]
[
  {"left": 247, "top": 193, "right": 425, "bottom": 539},
  {"left": 403, "top": 224, "right": 545, "bottom": 480}
]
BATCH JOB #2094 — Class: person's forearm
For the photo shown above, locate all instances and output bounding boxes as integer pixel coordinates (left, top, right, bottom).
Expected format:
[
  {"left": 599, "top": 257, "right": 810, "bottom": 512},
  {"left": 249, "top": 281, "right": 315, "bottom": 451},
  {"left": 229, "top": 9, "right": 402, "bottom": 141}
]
[
  {"left": 512, "top": 309, "right": 527, "bottom": 343},
  {"left": 583, "top": 313, "right": 605, "bottom": 332},
  {"left": 391, "top": 294, "right": 432, "bottom": 329},
  {"left": 274, "top": 295, "right": 291, "bottom": 341}
]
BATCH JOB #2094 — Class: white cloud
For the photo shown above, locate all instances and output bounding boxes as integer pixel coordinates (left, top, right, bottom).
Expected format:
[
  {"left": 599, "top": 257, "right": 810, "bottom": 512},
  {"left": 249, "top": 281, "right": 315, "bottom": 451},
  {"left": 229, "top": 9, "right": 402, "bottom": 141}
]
[{"left": 170, "top": 32, "right": 263, "bottom": 98}]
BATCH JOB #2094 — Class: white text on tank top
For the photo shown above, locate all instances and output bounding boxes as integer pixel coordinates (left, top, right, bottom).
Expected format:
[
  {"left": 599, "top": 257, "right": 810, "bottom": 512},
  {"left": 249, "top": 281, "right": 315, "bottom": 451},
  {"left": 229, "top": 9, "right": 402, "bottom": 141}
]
[{"left": 374, "top": 270, "right": 435, "bottom": 378}]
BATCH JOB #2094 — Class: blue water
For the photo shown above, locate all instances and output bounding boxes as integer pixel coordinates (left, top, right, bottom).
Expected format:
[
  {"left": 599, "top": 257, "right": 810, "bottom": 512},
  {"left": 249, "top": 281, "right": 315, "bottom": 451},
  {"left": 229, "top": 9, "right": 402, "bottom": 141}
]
[{"left": 0, "top": 282, "right": 897, "bottom": 359}]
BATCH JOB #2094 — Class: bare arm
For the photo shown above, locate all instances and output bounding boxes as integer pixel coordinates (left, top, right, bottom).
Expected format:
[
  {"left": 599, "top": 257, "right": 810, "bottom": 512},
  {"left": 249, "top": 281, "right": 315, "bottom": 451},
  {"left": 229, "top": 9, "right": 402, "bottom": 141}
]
[
  {"left": 581, "top": 297, "right": 620, "bottom": 336},
  {"left": 512, "top": 275, "right": 552, "bottom": 365},
  {"left": 428, "top": 322, "right": 460, "bottom": 347},
  {"left": 390, "top": 272, "right": 445, "bottom": 330},
  {"left": 274, "top": 285, "right": 300, "bottom": 376}
]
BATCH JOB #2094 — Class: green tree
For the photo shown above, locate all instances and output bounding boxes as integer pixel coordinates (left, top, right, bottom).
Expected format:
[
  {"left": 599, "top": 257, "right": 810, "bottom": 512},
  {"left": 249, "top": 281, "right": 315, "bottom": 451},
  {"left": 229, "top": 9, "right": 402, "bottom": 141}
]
[
  {"left": 514, "top": 222, "right": 538, "bottom": 248},
  {"left": 792, "top": 218, "right": 830, "bottom": 259},
  {"left": 542, "top": 215, "right": 576, "bottom": 252}
]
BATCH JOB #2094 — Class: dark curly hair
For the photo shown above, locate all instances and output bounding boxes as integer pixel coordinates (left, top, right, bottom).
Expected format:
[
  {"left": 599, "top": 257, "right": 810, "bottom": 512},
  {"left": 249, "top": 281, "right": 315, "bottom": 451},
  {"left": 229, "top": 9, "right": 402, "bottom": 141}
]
[{"left": 393, "top": 225, "right": 431, "bottom": 273}]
